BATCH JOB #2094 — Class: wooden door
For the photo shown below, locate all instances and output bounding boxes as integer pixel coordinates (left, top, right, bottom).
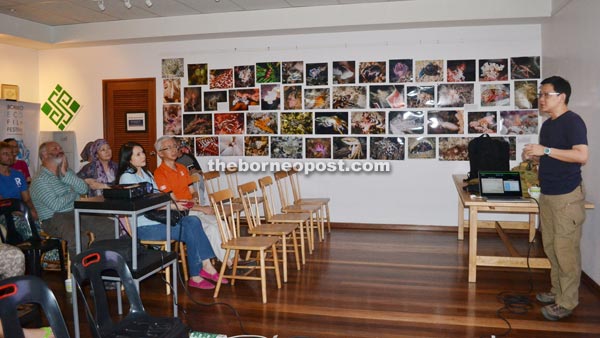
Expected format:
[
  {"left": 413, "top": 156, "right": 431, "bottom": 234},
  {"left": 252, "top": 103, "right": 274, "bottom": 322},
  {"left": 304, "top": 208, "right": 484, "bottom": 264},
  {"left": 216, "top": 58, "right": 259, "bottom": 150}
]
[{"left": 103, "top": 78, "right": 157, "bottom": 171}]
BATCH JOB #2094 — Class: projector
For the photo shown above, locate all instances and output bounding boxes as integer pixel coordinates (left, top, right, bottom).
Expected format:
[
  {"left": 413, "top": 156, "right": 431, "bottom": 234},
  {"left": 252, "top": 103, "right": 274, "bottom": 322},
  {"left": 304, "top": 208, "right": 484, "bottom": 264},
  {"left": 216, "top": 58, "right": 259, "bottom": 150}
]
[{"left": 103, "top": 182, "right": 153, "bottom": 199}]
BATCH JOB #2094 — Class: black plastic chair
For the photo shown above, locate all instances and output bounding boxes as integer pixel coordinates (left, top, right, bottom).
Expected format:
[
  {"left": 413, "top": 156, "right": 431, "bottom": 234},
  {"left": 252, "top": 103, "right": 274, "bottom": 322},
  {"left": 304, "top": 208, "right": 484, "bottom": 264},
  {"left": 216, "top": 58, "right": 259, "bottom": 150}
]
[
  {"left": 71, "top": 248, "right": 189, "bottom": 338},
  {"left": 0, "top": 198, "right": 66, "bottom": 276},
  {"left": 0, "top": 275, "right": 71, "bottom": 338}
]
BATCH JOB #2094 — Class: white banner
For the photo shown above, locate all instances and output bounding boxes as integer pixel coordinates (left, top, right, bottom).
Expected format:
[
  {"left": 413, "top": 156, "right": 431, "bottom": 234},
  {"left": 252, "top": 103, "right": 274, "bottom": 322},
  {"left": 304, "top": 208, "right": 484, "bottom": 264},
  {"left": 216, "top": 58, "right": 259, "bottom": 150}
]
[{"left": 0, "top": 100, "right": 41, "bottom": 173}]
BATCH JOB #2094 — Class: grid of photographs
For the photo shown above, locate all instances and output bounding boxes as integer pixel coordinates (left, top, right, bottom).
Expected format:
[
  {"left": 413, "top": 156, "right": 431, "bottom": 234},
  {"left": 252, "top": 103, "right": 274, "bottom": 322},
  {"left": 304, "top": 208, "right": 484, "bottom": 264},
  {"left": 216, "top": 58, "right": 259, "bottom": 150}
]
[{"left": 160, "top": 56, "right": 540, "bottom": 160}]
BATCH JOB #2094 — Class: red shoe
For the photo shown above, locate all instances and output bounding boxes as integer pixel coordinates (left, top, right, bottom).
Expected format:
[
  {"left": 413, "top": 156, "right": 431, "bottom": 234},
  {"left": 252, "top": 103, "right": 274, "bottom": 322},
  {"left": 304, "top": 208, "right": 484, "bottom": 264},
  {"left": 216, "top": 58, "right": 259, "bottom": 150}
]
[
  {"left": 188, "top": 278, "right": 215, "bottom": 290},
  {"left": 200, "top": 269, "right": 229, "bottom": 284}
]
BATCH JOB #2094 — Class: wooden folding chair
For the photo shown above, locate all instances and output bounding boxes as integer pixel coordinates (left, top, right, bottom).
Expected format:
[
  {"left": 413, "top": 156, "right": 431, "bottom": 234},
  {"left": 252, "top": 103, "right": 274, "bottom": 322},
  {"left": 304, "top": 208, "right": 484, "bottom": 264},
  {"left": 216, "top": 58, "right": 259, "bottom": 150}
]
[
  {"left": 210, "top": 188, "right": 281, "bottom": 303},
  {"left": 287, "top": 168, "right": 331, "bottom": 237}
]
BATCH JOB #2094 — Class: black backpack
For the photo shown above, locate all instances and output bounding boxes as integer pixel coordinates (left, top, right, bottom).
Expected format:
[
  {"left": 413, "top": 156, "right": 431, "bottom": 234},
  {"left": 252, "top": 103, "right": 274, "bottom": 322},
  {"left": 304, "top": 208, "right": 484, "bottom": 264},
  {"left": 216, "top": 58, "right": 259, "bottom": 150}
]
[{"left": 467, "top": 134, "right": 510, "bottom": 180}]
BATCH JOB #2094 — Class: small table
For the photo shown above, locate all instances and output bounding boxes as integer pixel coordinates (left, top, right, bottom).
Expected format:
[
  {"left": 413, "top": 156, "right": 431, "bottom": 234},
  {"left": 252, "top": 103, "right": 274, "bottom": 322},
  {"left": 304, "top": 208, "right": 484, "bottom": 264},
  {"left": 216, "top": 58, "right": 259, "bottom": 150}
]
[
  {"left": 72, "top": 193, "right": 178, "bottom": 338},
  {"left": 453, "top": 174, "right": 593, "bottom": 283}
]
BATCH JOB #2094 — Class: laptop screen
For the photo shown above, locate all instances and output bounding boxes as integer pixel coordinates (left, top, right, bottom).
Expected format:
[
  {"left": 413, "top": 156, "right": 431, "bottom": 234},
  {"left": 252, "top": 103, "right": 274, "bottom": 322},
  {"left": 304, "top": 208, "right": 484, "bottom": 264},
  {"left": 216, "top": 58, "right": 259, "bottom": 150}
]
[{"left": 478, "top": 171, "right": 523, "bottom": 198}]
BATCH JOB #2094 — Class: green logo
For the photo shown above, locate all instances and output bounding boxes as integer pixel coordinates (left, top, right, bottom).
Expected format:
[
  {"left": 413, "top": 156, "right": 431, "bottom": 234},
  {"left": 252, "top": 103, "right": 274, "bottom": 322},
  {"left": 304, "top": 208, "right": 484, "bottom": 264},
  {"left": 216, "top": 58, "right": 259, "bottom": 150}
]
[{"left": 41, "top": 84, "right": 81, "bottom": 131}]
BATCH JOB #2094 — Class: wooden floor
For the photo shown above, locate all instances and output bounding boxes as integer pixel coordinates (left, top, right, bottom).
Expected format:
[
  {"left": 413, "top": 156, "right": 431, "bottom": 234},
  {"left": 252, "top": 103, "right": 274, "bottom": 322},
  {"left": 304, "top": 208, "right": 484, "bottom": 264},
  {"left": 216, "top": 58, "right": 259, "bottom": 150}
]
[{"left": 42, "top": 228, "right": 600, "bottom": 338}]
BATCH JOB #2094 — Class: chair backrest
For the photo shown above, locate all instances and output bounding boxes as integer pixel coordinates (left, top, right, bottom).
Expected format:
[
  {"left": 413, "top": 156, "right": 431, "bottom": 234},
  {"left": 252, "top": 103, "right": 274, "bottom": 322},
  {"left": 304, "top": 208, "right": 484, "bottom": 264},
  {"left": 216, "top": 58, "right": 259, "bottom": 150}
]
[
  {"left": 225, "top": 166, "right": 240, "bottom": 198},
  {"left": 287, "top": 168, "right": 303, "bottom": 202},
  {"left": 238, "top": 181, "right": 262, "bottom": 230},
  {"left": 202, "top": 170, "right": 223, "bottom": 196},
  {"left": 0, "top": 198, "right": 41, "bottom": 245},
  {"left": 257, "top": 176, "right": 278, "bottom": 221},
  {"left": 0, "top": 275, "right": 71, "bottom": 338},
  {"left": 210, "top": 188, "right": 238, "bottom": 242},
  {"left": 273, "top": 170, "right": 293, "bottom": 208},
  {"left": 71, "top": 249, "right": 146, "bottom": 338}
]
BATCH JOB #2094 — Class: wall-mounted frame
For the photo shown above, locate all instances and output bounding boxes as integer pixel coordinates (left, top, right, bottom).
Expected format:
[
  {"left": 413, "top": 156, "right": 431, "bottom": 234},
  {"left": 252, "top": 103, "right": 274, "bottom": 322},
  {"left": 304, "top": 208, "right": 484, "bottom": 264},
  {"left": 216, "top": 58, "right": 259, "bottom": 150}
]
[
  {"left": 1, "top": 84, "right": 19, "bottom": 100},
  {"left": 126, "top": 112, "right": 147, "bottom": 132}
]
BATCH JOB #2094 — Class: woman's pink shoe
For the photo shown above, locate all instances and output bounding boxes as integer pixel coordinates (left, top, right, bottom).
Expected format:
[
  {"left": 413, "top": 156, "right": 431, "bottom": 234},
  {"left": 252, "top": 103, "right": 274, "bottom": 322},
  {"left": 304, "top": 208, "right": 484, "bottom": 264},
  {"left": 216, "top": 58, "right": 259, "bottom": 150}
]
[
  {"left": 200, "top": 269, "right": 229, "bottom": 284},
  {"left": 188, "top": 278, "right": 215, "bottom": 290}
]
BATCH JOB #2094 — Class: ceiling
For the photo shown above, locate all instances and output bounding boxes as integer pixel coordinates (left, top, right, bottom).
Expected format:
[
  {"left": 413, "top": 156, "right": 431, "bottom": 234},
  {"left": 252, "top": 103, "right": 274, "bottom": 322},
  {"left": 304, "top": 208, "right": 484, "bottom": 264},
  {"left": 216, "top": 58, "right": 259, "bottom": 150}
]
[{"left": 0, "top": 0, "right": 411, "bottom": 26}]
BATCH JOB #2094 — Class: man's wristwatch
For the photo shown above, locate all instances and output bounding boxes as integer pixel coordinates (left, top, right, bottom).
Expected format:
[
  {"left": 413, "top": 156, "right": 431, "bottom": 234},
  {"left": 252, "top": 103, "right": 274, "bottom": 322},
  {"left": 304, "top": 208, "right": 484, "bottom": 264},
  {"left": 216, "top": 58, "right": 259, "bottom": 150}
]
[{"left": 544, "top": 147, "right": 552, "bottom": 156}]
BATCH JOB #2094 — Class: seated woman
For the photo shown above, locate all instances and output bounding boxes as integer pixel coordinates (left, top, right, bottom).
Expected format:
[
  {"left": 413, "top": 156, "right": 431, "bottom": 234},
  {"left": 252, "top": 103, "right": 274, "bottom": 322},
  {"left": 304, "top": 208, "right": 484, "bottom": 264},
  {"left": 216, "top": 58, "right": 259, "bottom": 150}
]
[
  {"left": 3, "top": 138, "right": 32, "bottom": 184},
  {"left": 117, "top": 141, "right": 226, "bottom": 290},
  {"left": 77, "top": 139, "right": 118, "bottom": 197}
]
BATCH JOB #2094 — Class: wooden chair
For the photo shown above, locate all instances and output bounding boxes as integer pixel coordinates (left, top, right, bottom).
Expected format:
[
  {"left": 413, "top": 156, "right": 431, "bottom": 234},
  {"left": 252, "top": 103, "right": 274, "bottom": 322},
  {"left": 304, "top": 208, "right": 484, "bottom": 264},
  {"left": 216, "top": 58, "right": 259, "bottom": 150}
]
[
  {"left": 203, "top": 170, "right": 244, "bottom": 233},
  {"left": 287, "top": 168, "right": 331, "bottom": 237},
  {"left": 210, "top": 188, "right": 281, "bottom": 303},
  {"left": 258, "top": 176, "right": 311, "bottom": 265},
  {"left": 238, "top": 181, "right": 300, "bottom": 282}
]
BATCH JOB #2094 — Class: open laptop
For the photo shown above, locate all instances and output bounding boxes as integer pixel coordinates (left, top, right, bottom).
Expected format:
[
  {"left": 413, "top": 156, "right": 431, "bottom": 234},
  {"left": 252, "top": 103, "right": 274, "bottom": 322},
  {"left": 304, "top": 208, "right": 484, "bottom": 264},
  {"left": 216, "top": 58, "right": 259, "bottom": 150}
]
[{"left": 478, "top": 171, "right": 531, "bottom": 202}]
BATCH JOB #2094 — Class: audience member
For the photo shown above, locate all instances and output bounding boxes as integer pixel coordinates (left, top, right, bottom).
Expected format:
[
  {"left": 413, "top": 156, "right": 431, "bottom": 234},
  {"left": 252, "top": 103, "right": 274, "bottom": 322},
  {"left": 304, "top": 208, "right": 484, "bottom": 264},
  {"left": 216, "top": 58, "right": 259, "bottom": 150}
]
[
  {"left": 3, "top": 138, "right": 31, "bottom": 183},
  {"left": 175, "top": 138, "right": 207, "bottom": 204},
  {"left": 117, "top": 141, "right": 227, "bottom": 289},
  {"left": 77, "top": 139, "right": 118, "bottom": 197},
  {"left": 0, "top": 141, "right": 38, "bottom": 220}
]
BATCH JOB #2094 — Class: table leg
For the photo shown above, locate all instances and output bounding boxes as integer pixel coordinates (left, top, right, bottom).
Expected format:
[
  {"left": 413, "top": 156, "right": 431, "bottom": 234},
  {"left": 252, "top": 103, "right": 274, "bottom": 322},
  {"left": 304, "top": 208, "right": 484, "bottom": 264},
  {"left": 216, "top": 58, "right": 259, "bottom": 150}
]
[
  {"left": 468, "top": 207, "right": 478, "bottom": 283},
  {"left": 458, "top": 199, "right": 465, "bottom": 240}
]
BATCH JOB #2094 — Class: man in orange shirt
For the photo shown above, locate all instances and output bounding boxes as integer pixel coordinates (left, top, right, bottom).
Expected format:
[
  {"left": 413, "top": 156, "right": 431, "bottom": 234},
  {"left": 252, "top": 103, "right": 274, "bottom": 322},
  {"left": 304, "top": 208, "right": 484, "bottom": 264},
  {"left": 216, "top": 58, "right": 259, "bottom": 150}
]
[{"left": 154, "top": 136, "right": 231, "bottom": 265}]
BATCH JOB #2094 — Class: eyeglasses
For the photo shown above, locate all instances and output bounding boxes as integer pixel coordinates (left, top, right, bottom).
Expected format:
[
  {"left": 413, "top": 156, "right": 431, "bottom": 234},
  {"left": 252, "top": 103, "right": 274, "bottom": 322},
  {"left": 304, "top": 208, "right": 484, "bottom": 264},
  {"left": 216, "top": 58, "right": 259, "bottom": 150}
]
[
  {"left": 159, "top": 145, "right": 180, "bottom": 152},
  {"left": 537, "top": 92, "right": 561, "bottom": 98}
]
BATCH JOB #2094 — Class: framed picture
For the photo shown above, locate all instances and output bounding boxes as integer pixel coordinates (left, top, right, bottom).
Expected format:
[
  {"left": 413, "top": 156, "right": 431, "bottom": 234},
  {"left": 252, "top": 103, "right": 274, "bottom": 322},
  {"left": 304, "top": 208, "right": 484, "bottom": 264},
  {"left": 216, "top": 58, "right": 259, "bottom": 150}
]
[
  {"left": 126, "top": 112, "right": 147, "bottom": 132},
  {"left": 1, "top": 84, "right": 19, "bottom": 100}
]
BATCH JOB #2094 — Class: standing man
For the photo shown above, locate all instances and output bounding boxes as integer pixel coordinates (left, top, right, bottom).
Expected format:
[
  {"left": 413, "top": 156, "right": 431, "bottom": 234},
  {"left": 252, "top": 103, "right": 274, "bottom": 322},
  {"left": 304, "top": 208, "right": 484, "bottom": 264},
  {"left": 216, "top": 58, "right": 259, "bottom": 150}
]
[
  {"left": 29, "top": 141, "right": 114, "bottom": 257},
  {"left": 522, "top": 76, "right": 588, "bottom": 321}
]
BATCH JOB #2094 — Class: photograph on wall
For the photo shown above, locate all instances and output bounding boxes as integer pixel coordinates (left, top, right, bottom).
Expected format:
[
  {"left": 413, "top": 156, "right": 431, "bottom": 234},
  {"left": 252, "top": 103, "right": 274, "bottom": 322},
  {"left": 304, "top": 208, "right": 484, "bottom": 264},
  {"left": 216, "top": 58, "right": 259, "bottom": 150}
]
[
  {"left": 271, "top": 136, "right": 303, "bottom": 159},
  {"left": 481, "top": 83, "right": 511, "bottom": 107},
  {"left": 163, "top": 78, "right": 181, "bottom": 103},
  {"left": 446, "top": 59, "right": 476, "bottom": 82},
  {"left": 162, "top": 58, "right": 184, "bottom": 78},
  {"left": 499, "top": 110, "right": 539, "bottom": 135},
  {"left": 234, "top": 65, "right": 256, "bottom": 88},
  {"left": 305, "top": 137, "right": 332, "bottom": 159},
  {"left": 245, "top": 136, "right": 269, "bottom": 156},
  {"left": 210, "top": 68, "right": 234, "bottom": 89},
  {"left": 188, "top": 63, "right": 208, "bottom": 85},
  {"left": 280, "top": 112, "right": 313, "bottom": 134},
  {"left": 436, "top": 83, "right": 474, "bottom": 107},
  {"left": 283, "top": 85, "right": 303, "bottom": 110},
  {"left": 282, "top": 61, "right": 304, "bottom": 84},
  {"left": 389, "top": 59, "right": 413, "bottom": 83},
  {"left": 229, "top": 88, "right": 259, "bottom": 111},
  {"left": 203, "top": 91, "right": 227, "bottom": 111},
  {"left": 511, "top": 56, "right": 540, "bottom": 79},
  {"left": 163, "top": 104, "right": 182, "bottom": 135},
  {"left": 332, "top": 86, "right": 367, "bottom": 109},
  {"left": 514, "top": 80, "right": 538, "bottom": 109},
  {"left": 246, "top": 112, "right": 278, "bottom": 134},
  {"left": 467, "top": 111, "right": 497, "bottom": 134},
  {"left": 183, "top": 87, "right": 202, "bottom": 111},
  {"left": 389, "top": 110, "right": 425, "bottom": 134},
  {"left": 370, "top": 137, "right": 405, "bottom": 160},
  {"left": 427, "top": 110, "right": 464, "bottom": 134},
  {"left": 369, "top": 85, "right": 405, "bottom": 109},
  {"left": 260, "top": 84, "right": 281, "bottom": 110},
  {"left": 415, "top": 59, "right": 444, "bottom": 82},
  {"left": 304, "top": 88, "right": 331, "bottom": 109},
  {"left": 332, "top": 61, "right": 356, "bottom": 84},
  {"left": 195, "top": 136, "right": 219, "bottom": 156},
  {"left": 351, "top": 111, "right": 386, "bottom": 134},
  {"left": 406, "top": 85, "right": 435, "bottom": 108},
  {"left": 256, "top": 62, "right": 281, "bottom": 83},
  {"left": 315, "top": 112, "right": 349, "bottom": 135},
  {"left": 183, "top": 113, "right": 212, "bottom": 135},
  {"left": 177, "top": 136, "right": 195, "bottom": 154},
  {"left": 182, "top": 113, "right": 212, "bottom": 135},
  {"left": 214, "top": 112, "right": 244, "bottom": 134},
  {"left": 407, "top": 137, "right": 436, "bottom": 159},
  {"left": 333, "top": 136, "right": 367, "bottom": 160},
  {"left": 438, "top": 137, "right": 471, "bottom": 161},
  {"left": 219, "top": 136, "right": 244, "bottom": 156},
  {"left": 479, "top": 59, "right": 509, "bottom": 81},
  {"left": 306, "top": 63, "right": 329, "bottom": 86},
  {"left": 359, "top": 61, "right": 386, "bottom": 83}
]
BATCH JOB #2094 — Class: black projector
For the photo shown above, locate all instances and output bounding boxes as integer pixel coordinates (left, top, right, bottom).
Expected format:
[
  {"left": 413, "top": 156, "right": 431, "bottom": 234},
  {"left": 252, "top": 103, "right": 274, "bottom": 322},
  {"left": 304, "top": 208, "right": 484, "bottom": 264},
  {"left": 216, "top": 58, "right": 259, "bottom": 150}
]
[{"left": 103, "top": 183, "right": 153, "bottom": 199}]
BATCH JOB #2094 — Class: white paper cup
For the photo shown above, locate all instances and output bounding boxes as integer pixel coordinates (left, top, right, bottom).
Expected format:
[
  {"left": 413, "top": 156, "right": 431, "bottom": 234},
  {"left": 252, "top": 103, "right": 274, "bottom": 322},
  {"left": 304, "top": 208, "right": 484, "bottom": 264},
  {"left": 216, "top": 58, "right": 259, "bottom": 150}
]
[
  {"left": 528, "top": 186, "right": 541, "bottom": 200},
  {"left": 65, "top": 278, "right": 72, "bottom": 293}
]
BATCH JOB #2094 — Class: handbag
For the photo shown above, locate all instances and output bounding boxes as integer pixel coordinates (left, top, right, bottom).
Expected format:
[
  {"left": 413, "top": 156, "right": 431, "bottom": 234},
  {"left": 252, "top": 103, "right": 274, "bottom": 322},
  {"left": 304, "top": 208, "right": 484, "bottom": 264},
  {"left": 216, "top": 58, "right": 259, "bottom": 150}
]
[{"left": 145, "top": 209, "right": 189, "bottom": 226}]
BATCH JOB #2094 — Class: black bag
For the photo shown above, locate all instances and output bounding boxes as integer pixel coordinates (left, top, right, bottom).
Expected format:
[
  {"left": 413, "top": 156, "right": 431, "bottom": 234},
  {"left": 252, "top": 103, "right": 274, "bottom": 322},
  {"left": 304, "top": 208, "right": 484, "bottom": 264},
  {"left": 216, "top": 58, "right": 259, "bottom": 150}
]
[
  {"left": 144, "top": 209, "right": 189, "bottom": 226},
  {"left": 467, "top": 134, "right": 510, "bottom": 180}
]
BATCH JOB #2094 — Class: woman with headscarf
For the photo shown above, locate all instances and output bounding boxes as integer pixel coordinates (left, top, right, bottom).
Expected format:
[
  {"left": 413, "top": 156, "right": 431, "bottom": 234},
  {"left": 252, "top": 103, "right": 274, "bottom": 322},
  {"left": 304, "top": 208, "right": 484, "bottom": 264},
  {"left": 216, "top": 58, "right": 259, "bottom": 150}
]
[{"left": 77, "top": 139, "right": 118, "bottom": 197}]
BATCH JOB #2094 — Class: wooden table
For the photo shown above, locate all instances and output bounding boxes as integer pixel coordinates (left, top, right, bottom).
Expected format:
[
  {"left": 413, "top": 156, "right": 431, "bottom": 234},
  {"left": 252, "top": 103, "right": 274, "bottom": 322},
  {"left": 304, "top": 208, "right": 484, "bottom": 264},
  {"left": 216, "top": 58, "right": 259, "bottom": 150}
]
[{"left": 453, "top": 174, "right": 593, "bottom": 283}]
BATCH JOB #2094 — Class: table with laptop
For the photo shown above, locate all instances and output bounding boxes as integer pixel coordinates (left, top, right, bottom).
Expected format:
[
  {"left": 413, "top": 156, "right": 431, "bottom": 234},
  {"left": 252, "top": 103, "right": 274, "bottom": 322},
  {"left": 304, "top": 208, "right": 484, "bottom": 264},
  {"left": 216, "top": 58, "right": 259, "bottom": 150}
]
[{"left": 453, "top": 172, "right": 593, "bottom": 283}]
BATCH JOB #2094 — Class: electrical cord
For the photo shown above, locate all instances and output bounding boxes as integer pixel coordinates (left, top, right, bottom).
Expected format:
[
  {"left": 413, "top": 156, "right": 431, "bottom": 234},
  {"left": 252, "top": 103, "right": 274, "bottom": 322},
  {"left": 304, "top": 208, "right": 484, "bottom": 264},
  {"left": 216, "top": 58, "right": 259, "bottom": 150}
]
[{"left": 480, "top": 197, "right": 540, "bottom": 338}]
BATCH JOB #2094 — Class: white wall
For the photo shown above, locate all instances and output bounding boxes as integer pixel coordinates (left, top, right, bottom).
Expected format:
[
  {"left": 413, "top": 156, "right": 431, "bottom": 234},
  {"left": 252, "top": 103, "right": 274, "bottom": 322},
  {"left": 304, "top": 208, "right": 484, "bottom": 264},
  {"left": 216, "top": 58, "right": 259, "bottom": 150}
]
[
  {"left": 0, "top": 44, "right": 39, "bottom": 102},
  {"left": 36, "top": 24, "right": 541, "bottom": 226},
  {"left": 542, "top": 0, "right": 600, "bottom": 284}
]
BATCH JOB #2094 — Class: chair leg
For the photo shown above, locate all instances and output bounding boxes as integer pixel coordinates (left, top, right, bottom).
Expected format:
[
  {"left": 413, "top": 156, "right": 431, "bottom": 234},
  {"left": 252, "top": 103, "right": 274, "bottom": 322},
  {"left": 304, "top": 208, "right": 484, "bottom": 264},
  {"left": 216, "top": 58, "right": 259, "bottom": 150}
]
[
  {"left": 260, "top": 249, "right": 267, "bottom": 304},
  {"left": 178, "top": 242, "right": 189, "bottom": 282},
  {"left": 325, "top": 203, "right": 331, "bottom": 234},
  {"left": 281, "top": 234, "right": 287, "bottom": 283},
  {"left": 214, "top": 248, "right": 231, "bottom": 299},
  {"left": 291, "top": 231, "right": 300, "bottom": 271}
]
